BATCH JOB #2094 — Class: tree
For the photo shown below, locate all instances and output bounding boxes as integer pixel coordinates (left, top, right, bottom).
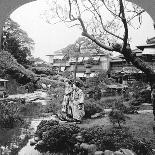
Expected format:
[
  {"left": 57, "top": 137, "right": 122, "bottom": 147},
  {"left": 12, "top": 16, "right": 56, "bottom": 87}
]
[
  {"left": 1, "top": 18, "right": 35, "bottom": 68},
  {"left": 62, "top": 37, "right": 92, "bottom": 81},
  {"left": 45, "top": 0, "right": 155, "bottom": 117}
]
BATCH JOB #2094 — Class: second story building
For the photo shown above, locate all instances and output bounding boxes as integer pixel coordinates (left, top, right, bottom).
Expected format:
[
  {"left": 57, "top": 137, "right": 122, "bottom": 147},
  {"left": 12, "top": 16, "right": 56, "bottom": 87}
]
[{"left": 47, "top": 49, "right": 111, "bottom": 78}]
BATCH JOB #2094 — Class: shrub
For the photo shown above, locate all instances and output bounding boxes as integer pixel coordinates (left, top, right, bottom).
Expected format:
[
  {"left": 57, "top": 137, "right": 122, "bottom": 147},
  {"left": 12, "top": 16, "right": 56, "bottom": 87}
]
[
  {"left": 109, "top": 109, "right": 127, "bottom": 128},
  {"left": 35, "top": 120, "right": 80, "bottom": 153},
  {"left": 0, "top": 98, "right": 25, "bottom": 128},
  {"left": 43, "top": 98, "right": 62, "bottom": 114},
  {"left": 44, "top": 87, "right": 64, "bottom": 114},
  {"left": 35, "top": 120, "right": 59, "bottom": 138},
  {"left": 98, "top": 97, "right": 119, "bottom": 109},
  {"left": 139, "top": 89, "right": 151, "bottom": 103},
  {"left": 81, "top": 126, "right": 153, "bottom": 154},
  {"left": 84, "top": 99, "right": 103, "bottom": 118},
  {"left": 31, "top": 67, "right": 56, "bottom": 76},
  {"left": 35, "top": 121, "right": 153, "bottom": 155}
]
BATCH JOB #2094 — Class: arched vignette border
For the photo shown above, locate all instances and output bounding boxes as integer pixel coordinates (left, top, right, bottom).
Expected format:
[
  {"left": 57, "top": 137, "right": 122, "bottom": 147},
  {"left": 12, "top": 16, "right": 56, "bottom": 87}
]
[{"left": 0, "top": 0, "right": 154, "bottom": 46}]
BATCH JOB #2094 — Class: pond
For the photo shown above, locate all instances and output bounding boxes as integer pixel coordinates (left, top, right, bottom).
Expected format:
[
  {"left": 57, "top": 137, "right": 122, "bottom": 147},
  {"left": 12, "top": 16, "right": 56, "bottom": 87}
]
[{"left": 0, "top": 92, "right": 53, "bottom": 155}]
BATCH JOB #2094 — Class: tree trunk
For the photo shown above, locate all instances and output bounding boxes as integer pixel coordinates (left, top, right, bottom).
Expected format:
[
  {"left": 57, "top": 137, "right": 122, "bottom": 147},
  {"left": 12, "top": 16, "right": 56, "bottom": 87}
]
[
  {"left": 122, "top": 46, "right": 155, "bottom": 119},
  {"left": 73, "top": 56, "right": 78, "bottom": 83}
]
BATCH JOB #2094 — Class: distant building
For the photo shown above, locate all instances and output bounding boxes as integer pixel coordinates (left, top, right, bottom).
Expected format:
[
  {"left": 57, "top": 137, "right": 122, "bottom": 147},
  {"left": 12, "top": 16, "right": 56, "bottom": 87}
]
[
  {"left": 110, "top": 48, "right": 155, "bottom": 84},
  {"left": 46, "top": 49, "right": 111, "bottom": 78}
]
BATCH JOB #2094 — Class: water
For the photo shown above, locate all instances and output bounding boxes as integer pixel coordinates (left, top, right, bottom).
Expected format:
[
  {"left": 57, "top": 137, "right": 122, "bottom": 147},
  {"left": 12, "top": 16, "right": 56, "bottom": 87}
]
[{"left": 0, "top": 92, "right": 52, "bottom": 155}]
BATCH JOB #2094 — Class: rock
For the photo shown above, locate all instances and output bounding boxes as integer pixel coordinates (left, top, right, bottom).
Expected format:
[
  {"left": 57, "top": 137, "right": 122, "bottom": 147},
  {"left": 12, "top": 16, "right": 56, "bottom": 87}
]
[
  {"left": 80, "top": 143, "right": 97, "bottom": 154},
  {"left": 91, "top": 113, "right": 102, "bottom": 119},
  {"left": 37, "top": 140, "right": 44, "bottom": 146},
  {"left": 113, "top": 151, "right": 124, "bottom": 155},
  {"left": 88, "top": 144, "right": 97, "bottom": 154},
  {"left": 80, "top": 143, "right": 90, "bottom": 150},
  {"left": 119, "top": 149, "right": 135, "bottom": 155},
  {"left": 30, "top": 139, "right": 37, "bottom": 146},
  {"left": 34, "top": 136, "right": 40, "bottom": 142},
  {"left": 74, "top": 143, "right": 81, "bottom": 150},
  {"left": 94, "top": 151, "right": 104, "bottom": 155},
  {"left": 76, "top": 133, "right": 84, "bottom": 143},
  {"left": 104, "top": 150, "right": 114, "bottom": 155}
]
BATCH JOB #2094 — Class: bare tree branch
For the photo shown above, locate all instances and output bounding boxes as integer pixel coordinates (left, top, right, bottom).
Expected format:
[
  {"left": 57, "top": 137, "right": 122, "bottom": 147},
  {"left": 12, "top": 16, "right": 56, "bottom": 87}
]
[
  {"left": 101, "top": 0, "right": 120, "bottom": 18},
  {"left": 88, "top": 0, "right": 124, "bottom": 40}
]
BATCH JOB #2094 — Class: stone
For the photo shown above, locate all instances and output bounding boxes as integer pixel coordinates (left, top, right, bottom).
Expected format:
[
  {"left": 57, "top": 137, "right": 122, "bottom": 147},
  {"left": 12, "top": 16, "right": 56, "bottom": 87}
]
[
  {"left": 113, "top": 151, "right": 124, "bottom": 155},
  {"left": 80, "top": 143, "right": 90, "bottom": 150},
  {"left": 91, "top": 113, "right": 102, "bottom": 119},
  {"left": 76, "top": 133, "right": 84, "bottom": 143},
  {"left": 80, "top": 143, "right": 97, "bottom": 155},
  {"left": 119, "top": 149, "right": 135, "bottom": 155},
  {"left": 87, "top": 144, "right": 97, "bottom": 154},
  {"left": 34, "top": 136, "right": 40, "bottom": 142},
  {"left": 104, "top": 150, "right": 114, "bottom": 155},
  {"left": 37, "top": 140, "right": 44, "bottom": 146},
  {"left": 30, "top": 139, "right": 37, "bottom": 146},
  {"left": 94, "top": 151, "right": 104, "bottom": 155}
]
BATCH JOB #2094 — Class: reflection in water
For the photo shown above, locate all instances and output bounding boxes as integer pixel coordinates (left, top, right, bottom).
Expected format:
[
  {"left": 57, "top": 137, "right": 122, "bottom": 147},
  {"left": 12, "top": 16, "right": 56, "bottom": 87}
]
[
  {"left": 18, "top": 139, "right": 42, "bottom": 155},
  {"left": 0, "top": 97, "right": 51, "bottom": 155},
  {"left": 0, "top": 121, "right": 31, "bottom": 155}
]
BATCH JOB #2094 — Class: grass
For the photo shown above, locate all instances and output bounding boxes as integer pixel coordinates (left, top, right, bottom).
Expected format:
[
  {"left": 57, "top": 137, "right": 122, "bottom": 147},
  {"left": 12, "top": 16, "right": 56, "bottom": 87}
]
[{"left": 126, "top": 113, "right": 155, "bottom": 148}]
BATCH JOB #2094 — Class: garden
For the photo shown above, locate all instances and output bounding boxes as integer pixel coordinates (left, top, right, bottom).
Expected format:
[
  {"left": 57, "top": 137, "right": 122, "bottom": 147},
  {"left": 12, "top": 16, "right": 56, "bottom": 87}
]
[
  {"left": 28, "top": 72, "right": 155, "bottom": 155},
  {"left": 0, "top": 71, "right": 155, "bottom": 155}
]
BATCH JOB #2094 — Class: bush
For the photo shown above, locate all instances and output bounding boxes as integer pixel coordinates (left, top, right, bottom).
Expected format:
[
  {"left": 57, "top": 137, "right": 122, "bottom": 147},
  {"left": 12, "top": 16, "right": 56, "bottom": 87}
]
[
  {"left": 84, "top": 99, "right": 103, "bottom": 118},
  {"left": 35, "top": 120, "right": 80, "bottom": 153},
  {"left": 35, "top": 120, "right": 59, "bottom": 138},
  {"left": 43, "top": 98, "right": 62, "bottom": 114},
  {"left": 98, "top": 97, "right": 119, "bottom": 109},
  {"left": 35, "top": 121, "right": 153, "bottom": 155},
  {"left": 109, "top": 109, "right": 127, "bottom": 128},
  {"left": 31, "top": 67, "right": 56, "bottom": 76},
  {"left": 0, "top": 98, "right": 25, "bottom": 128},
  {"left": 44, "top": 87, "right": 65, "bottom": 114},
  {"left": 80, "top": 126, "right": 153, "bottom": 154}
]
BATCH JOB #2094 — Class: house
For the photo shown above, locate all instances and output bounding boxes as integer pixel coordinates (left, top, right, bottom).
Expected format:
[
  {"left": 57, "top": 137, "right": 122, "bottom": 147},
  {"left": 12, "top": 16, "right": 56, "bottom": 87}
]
[
  {"left": 109, "top": 48, "right": 155, "bottom": 84},
  {"left": 46, "top": 49, "right": 111, "bottom": 79}
]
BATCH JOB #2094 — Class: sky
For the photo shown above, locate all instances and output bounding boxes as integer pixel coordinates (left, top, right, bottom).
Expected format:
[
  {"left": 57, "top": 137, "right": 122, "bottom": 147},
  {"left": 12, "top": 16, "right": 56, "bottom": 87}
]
[{"left": 10, "top": 0, "right": 155, "bottom": 61}]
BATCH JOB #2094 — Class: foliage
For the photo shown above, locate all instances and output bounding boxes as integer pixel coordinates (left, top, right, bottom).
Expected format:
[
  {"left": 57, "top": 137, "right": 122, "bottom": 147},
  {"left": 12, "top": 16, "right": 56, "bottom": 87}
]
[
  {"left": 84, "top": 99, "right": 103, "bottom": 118},
  {"left": 139, "top": 89, "right": 151, "bottom": 103},
  {"left": 35, "top": 120, "right": 59, "bottom": 139},
  {"left": 35, "top": 119, "right": 153, "bottom": 155},
  {"left": 128, "top": 81, "right": 147, "bottom": 99},
  {"left": 0, "top": 50, "right": 37, "bottom": 84},
  {"left": 98, "top": 96, "right": 119, "bottom": 109},
  {"left": 1, "top": 18, "right": 34, "bottom": 68},
  {"left": 109, "top": 109, "right": 127, "bottom": 128},
  {"left": 31, "top": 67, "right": 57, "bottom": 76},
  {"left": 61, "top": 70, "right": 73, "bottom": 79},
  {"left": 81, "top": 126, "right": 153, "bottom": 154},
  {"left": 127, "top": 81, "right": 151, "bottom": 105},
  {"left": 0, "top": 98, "right": 25, "bottom": 128},
  {"left": 84, "top": 71, "right": 115, "bottom": 100},
  {"left": 44, "top": 86, "right": 65, "bottom": 113},
  {"left": 35, "top": 120, "right": 80, "bottom": 153}
]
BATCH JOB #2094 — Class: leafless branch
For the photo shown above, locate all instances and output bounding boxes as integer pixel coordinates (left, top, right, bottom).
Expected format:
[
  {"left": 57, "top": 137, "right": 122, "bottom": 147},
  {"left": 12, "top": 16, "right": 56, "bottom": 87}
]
[
  {"left": 127, "top": 10, "right": 145, "bottom": 23},
  {"left": 68, "top": 0, "right": 77, "bottom": 21},
  {"left": 88, "top": 0, "right": 123, "bottom": 40},
  {"left": 101, "top": 0, "right": 120, "bottom": 18}
]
